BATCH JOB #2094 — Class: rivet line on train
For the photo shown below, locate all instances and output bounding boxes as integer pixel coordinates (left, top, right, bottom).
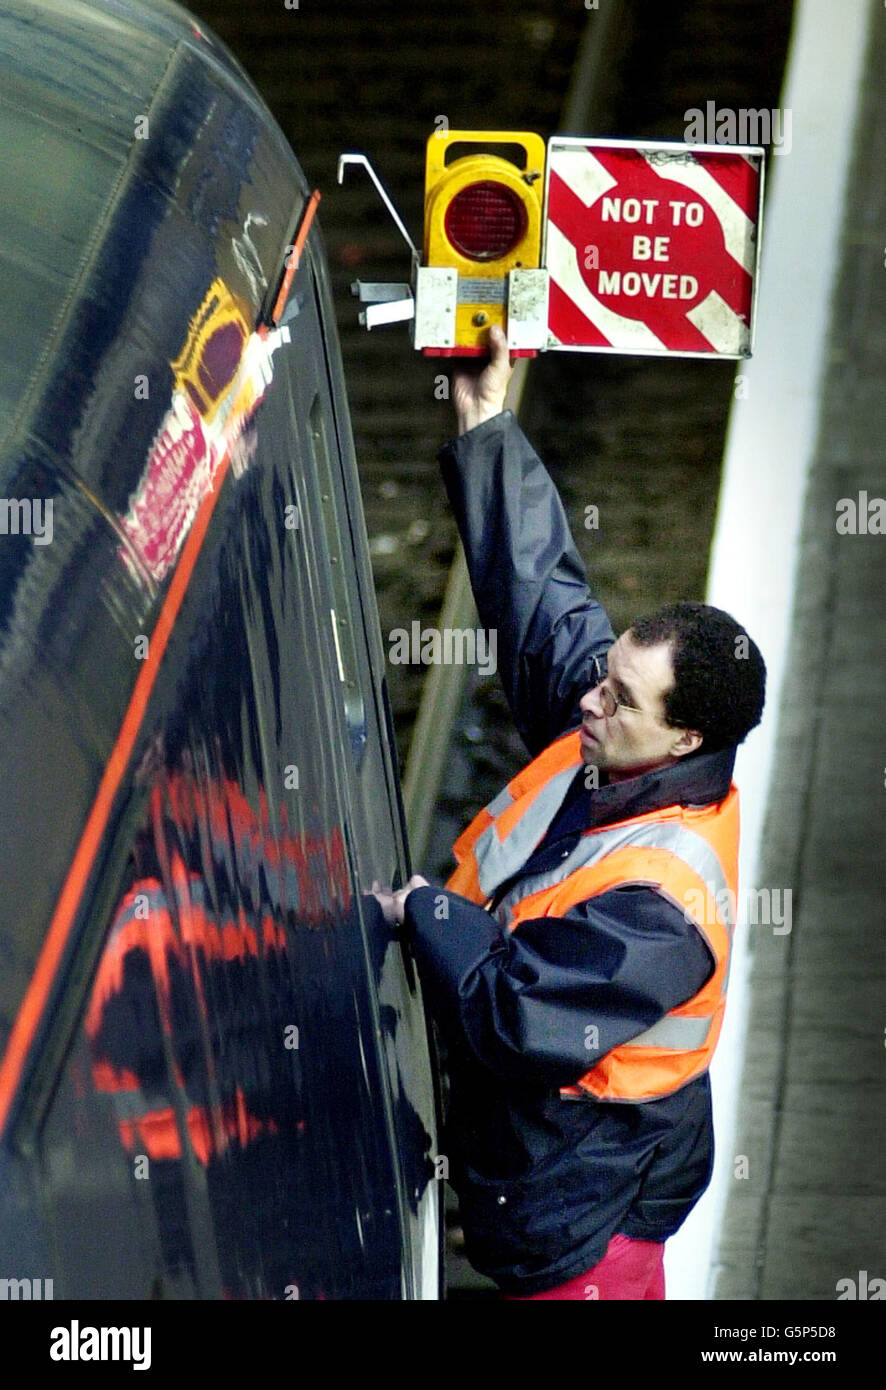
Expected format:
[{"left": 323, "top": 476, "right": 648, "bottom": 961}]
[{"left": 338, "top": 129, "right": 765, "bottom": 361}]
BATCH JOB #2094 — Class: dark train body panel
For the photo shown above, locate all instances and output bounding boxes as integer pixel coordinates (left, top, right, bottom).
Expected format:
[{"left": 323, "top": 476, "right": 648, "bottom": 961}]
[{"left": 0, "top": 0, "right": 440, "bottom": 1299}]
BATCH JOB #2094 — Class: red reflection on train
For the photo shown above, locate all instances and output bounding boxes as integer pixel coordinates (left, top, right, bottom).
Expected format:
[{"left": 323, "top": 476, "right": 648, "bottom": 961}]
[{"left": 84, "top": 769, "right": 352, "bottom": 1168}]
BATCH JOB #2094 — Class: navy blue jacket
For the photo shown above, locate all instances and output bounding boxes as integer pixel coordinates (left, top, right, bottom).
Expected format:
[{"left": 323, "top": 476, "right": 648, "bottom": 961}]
[{"left": 404, "top": 411, "right": 734, "bottom": 1296}]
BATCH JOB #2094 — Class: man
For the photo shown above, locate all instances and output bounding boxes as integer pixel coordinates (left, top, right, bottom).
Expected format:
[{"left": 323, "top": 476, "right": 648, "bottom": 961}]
[{"left": 374, "top": 325, "right": 766, "bottom": 1300}]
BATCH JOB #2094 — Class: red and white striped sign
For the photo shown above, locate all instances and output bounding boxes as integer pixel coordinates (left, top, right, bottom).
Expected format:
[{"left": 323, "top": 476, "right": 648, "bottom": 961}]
[{"left": 543, "top": 138, "right": 763, "bottom": 358}]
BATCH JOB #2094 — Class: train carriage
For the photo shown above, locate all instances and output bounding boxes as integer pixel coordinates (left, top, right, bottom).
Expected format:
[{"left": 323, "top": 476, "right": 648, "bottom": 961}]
[{"left": 0, "top": 0, "right": 439, "bottom": 1300}]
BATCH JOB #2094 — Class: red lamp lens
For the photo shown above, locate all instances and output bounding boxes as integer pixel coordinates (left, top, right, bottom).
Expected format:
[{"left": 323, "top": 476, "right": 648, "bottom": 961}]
[{"left": 444, "top": 180, "right": 528, "bottom": 261}]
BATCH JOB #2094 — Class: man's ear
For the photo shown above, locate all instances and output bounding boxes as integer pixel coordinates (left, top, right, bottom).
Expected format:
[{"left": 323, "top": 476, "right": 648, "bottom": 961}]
[{"left": 670, "top": 727, "right": 703, "bottom": 759}]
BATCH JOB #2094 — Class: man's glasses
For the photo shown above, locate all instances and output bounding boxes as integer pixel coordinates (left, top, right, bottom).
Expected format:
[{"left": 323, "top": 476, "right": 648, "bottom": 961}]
[
  {"left": 594, "top": 680, "right": 685, "bottom": 727},
  {"left": 597, "top": 685, "right": 643, "bottom": 718}
]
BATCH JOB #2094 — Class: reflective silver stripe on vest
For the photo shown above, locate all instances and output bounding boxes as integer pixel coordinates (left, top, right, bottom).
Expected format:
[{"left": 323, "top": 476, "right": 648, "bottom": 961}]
[
  {"left": 486, "top": 784, "right": 515, "bottom": 817},
  {"left": 493, "top": 818, "right": 734, "bottom": 933},
  {"left": 473, "top": 762, "right": 582, "bottom": 898},
  {"left": 621, "top": 1014, "right": 712, "bottom": 1050}
]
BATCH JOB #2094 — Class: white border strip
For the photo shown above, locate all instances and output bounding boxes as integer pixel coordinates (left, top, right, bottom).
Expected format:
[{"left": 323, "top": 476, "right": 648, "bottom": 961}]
[{"left": 663, "top": 0, "right": 875, "bottom": 1300}]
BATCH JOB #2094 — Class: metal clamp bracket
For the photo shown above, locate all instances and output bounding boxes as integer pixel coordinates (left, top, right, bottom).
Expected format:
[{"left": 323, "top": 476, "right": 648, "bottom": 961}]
[{"left": 337, "top": 154, "right": 420, "bottom": 329}]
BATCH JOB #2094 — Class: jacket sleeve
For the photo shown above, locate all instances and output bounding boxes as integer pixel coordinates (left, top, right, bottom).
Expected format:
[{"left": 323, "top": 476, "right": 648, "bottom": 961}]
[
  {"left": 404, "top": 884, "right": 715, "bottom": 1090},
  {"left": 438, "top": 410, "right": 615, "bottom": 757}
]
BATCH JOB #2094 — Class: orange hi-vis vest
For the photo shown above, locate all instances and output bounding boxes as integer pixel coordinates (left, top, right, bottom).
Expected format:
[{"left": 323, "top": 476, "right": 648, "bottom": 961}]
[{"left": 447, "top": 730, "right": 739, "bottom": 1103}]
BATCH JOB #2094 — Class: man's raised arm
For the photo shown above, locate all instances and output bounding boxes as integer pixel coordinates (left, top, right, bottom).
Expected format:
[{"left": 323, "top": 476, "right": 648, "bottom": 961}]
[{"left": 440, "top": 325, "right": 615, "bottom": 756}]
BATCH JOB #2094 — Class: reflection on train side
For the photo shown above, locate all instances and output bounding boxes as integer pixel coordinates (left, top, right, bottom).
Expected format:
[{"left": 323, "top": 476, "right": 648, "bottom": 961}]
[
  {"left": 76, "top": 761, "right": 404, "bottom": 1299},
  {"left": 120, "top": 278, "right": 292, "bottom": 586},
  {"left": 86, "top": 772, "right": 351, "bottom": 1165}
]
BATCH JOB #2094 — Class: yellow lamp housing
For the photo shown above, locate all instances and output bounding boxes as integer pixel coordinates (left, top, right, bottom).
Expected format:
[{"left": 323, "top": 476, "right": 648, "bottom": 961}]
[{"left": 420, "top": 129, "right": 546, "bottom": 355}]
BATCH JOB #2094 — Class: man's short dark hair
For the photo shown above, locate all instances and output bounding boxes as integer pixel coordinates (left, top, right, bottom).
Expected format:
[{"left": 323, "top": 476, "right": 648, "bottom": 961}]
[{"left": 629, "top": 601, "right": 766, "bottom": 753}]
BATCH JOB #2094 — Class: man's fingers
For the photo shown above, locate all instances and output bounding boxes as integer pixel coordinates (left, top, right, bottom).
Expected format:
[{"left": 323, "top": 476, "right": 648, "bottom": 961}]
[
  {"left": 488, "top": 323, "right": 513, "bottom": 371},
  {"left": 488, "top": 323, "right": 507, "bottom": 356}
]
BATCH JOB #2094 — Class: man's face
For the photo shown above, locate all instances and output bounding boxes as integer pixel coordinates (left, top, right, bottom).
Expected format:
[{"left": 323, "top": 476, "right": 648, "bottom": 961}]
[{"left": 579, "top": 631, "right": 702, "bottom": 782}]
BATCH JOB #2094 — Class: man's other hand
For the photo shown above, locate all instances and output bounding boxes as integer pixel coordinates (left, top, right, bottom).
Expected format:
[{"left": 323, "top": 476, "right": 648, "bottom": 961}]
[
  {"left": 368, "top": 875, "right": 430, "bottom": 927},
  {"left": 452, "top": 323, "right": 515, "bottom": 435}
]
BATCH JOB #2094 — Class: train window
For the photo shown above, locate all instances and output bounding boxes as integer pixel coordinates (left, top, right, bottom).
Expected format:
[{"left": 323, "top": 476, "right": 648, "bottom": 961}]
[{"left": 309, "top": 393, "right": 367, "bottom": 766}]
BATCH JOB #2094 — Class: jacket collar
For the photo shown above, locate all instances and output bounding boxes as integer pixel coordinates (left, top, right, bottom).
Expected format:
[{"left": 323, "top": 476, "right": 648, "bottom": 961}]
[
  {"left": 486, "top": 740, "right": 737, "bottom": 912},
  {"left": 586, "top": 742, "right": 736, "bottom": 830}
]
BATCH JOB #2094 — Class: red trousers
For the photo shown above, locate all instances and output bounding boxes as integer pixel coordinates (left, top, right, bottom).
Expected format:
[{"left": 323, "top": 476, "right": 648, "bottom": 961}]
[{"left": 501, "top": 1233, "right": 666, "bottom": 1300}]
